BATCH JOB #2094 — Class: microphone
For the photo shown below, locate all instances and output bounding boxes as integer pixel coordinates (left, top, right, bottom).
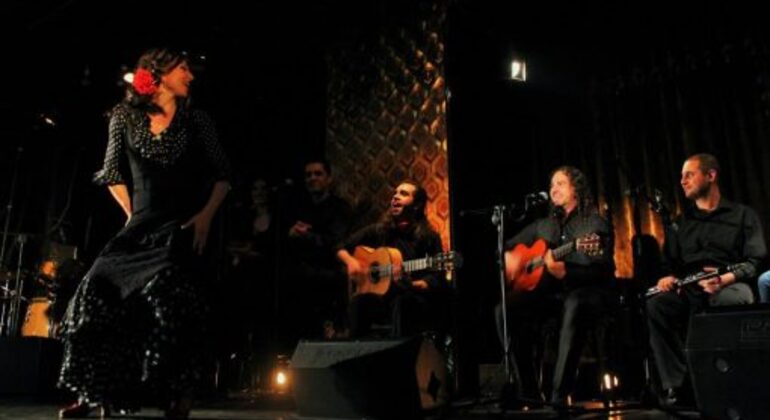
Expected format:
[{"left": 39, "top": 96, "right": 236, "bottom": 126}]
[
  {"left": 525, "top": 191, "right": 549, "bottom": 203},
  {"left": 460, "top": 192, "right": 547, "bottom": 218},
  {"left": 459, "top": 203, "right": 518, "bottom": 217}
]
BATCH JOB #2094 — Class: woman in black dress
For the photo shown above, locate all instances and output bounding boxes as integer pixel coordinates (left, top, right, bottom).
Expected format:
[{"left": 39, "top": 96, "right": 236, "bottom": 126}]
[{"left": 58, "top": 48, "right": 231, "bottom": 419}]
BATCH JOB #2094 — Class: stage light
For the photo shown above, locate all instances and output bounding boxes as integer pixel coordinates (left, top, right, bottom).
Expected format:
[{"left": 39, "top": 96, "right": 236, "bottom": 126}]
[
  {"left": 271, "top": 354, "right": 291, "bottom": 394},
  {"left": 510, "top": 58, "right": 527, "bottom": 82},
  {"left": 600, "top": 372, "right": 621, "bottom": 405},
  {"left": 123, "top": 72, "right": 134, "bottom": 84},
  {"left": 603, "top": 373, "right": 612, "bottom": 390},
  {"left": 37, "top": 113, "right": 57, "bottom": 128},
  {"left": 601, "top": 372, "right": 621, "bottom": 391},
  {"left": 275, "top": 371, "right": 287, "bottom": 386}
]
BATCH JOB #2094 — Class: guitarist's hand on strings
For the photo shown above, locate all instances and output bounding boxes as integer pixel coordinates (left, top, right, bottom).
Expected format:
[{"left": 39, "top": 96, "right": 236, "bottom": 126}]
[
  {"left": 344, "top": 258, "right": 364, "bottom": 279},
  {"left": 544, "top": 250, "right": 566, "bottom": 279},
  {"left": 337, "top": 249, "right": 365, "bottom": 279}
]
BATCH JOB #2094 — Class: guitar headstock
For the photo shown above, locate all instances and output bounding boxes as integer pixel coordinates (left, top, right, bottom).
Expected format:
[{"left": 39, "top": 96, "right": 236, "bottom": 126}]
[
  {"left": 575, "top": 233, "right": 603, "bottom": 257},
  {"left": 429, "top": 251, "right": 463, "bottom": 271}
]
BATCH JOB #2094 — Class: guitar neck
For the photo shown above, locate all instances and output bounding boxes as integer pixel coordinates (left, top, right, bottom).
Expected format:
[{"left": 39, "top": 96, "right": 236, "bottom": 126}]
[
  {"left": 402, "top": 256, "right": 431, "bottom": 273},
  {"left": 551, "top": 241, "right": 575, "bottom": 261},
  {"left": 371, "top": 256, "right": 432, "bottom": 283}
]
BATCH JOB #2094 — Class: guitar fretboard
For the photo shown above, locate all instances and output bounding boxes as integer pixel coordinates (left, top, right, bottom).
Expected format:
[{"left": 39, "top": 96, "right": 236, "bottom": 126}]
[
  {"left": 551, "top": 241, "right": 575, "bottom": 261},
  {"left": 403, "top": 257, "right": 430, "bottom": 273},
  {"left": 374, "top": 256, "right": 433, "bottom": 278}
]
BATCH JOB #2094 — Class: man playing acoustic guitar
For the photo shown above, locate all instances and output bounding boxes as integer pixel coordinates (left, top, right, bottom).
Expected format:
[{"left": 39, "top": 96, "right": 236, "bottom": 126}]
[
  {"left": 337, "top": 181, "right": 445, "bottom": 338},
  {"left": 500, "top": 166, "right": 614, "bottom": 409},
  {"left": 647, "top": 153, "right": 766, "bottom": 408}
]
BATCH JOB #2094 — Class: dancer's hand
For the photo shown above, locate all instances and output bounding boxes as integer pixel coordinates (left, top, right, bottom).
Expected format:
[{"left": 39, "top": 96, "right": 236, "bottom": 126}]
[{"left": 182, "top": 210, "right": 214, "bottom": 255}]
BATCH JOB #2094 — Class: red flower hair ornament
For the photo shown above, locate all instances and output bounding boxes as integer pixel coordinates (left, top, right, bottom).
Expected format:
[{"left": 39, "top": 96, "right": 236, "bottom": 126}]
[{"left": 132, "top": 68, "right": 158, "bottom": 96}]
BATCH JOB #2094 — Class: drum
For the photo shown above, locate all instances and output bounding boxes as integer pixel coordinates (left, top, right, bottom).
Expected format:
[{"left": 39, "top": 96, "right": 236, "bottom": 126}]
[{"left": 21, "top": 297, "right": 53, "bottom": 338}]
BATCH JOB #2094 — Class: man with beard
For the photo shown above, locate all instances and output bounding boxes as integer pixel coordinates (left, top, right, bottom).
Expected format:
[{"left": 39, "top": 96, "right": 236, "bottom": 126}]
[
  {"left": 647, "top": 153, "right": 766, "bottom": 407},
  {"left": 337, "top": 181, "right": 444, "bottom": 338},
  {"left": 500, "top": 166, "right": 614, "bottom": 409}
]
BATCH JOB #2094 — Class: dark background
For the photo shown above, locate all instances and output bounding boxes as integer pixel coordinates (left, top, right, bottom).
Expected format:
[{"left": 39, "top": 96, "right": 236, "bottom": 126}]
[{"left": 2, "top": 0, "right": 769, "bottom": 396}]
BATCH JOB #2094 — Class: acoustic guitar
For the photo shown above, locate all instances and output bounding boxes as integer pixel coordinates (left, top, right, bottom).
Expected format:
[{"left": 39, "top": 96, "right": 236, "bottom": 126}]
[
  {"left": 349, "top": 246, "right": 461, "bottom": 297},
  {"left": 505, "top": 233, "right": 602, "bottom": 291}
]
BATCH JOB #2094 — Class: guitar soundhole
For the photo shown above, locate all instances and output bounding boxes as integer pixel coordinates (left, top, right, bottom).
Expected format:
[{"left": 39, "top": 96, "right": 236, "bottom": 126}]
[
  {"left": 370, "top": 263, "right": 380, "bottom": 283},
  {"left": 525, "top": 262, "right": 533, "bottom": 274}
]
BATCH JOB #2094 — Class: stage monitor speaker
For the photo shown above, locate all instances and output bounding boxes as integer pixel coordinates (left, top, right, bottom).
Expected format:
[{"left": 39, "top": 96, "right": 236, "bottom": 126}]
[
  {"left": 685, "top": 307, "right": 770, "bottom": 420},
  {"left": 291, "top": 335, "right": 448, "bottom": 419},
  {"left": 0, "top": 337, "right": 63, "bottom": 395}
]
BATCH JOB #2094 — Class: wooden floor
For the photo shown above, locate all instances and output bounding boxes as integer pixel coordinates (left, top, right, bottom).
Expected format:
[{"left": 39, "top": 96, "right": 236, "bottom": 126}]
[{"left": 0, "top": 397, "right": 700, "bottom": 419}]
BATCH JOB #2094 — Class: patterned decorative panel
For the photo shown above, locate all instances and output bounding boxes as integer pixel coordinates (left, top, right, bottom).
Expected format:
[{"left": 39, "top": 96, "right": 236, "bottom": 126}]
[{"left": 326, "top": 1, "right": 451, "bottom": 250}]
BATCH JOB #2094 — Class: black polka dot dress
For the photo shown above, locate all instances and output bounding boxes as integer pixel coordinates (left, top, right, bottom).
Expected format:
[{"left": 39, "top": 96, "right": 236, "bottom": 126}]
[{"left": 58, "top": 102, "right": 231, "bottom": 407}]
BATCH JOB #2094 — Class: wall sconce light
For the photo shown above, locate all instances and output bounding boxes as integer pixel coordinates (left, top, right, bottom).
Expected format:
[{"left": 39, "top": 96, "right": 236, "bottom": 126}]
[{"left": 510, "top": 58, "right": 527, "bottom": 82}]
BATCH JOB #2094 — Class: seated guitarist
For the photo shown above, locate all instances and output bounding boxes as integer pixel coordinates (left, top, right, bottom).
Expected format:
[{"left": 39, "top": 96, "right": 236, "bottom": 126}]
[
  {"left": 336, "top": 181, "right": 444, "bottom": 338},
  {"left": 647, "top": 153, "right": 767, "bottom": 407},
  {"left": 500, "top": 165, "right": 614, "bottom": 408}
]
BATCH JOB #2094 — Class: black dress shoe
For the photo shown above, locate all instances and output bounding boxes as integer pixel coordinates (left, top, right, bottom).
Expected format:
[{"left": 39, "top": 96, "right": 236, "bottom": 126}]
[
  {"left": 659, "top": 387, "right": 694, "bottom": 408},
  {"left": 549, "top": 393, "right": 570, "bottom": 412},
  {"left": 659, "top": 388, "right": 677, "bottom": 407}
]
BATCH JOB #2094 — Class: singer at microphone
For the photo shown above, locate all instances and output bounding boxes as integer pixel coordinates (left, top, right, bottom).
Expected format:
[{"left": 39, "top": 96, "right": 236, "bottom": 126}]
[{"left": 495, "top": 165, "right": 614, "bottom": 407}]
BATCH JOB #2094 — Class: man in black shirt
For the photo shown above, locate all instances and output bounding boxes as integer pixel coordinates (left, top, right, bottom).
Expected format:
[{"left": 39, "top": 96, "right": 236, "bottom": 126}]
[
  {"left": 283, "top": 159, "right": 352, "bottom": 343},
  {"left": 501, "top": 166, "right": 614, "bottom": 407},
  {"left": 647, "top": 153, "right": 767, "bottom": 406},
  {"left": 337, "top": 181, "right": 444, "bottom": 338}
]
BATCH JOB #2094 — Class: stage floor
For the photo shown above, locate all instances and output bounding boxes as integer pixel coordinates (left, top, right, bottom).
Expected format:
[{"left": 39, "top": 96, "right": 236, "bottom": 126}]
[{"left": 0, "top": 397, "right": 701, "bottom": 419}]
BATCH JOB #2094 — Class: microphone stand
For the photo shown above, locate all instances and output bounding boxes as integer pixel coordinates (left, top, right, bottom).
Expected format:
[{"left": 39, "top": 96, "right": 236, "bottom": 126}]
[
  {"left": 0, "top": 146, "right": 23, "bottom": 337},
  {"left": 461, "top": 202, "right": 529, "bottom": 406},
  {"left": 491, "top": 205, "right": 524, "bottom": 403},
  {"left": 0, "top": 147, "right": 22, "bottom": 268},
  {"left": 7, "top": 234, "right": 28, "bottom": 335}
]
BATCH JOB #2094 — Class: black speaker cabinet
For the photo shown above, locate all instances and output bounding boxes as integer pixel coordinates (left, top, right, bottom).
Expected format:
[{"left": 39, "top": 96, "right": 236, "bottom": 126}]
[
  {"left": 686, "top": 308, "right": 770, "bottom": 420},
  {"left": 0, "top": 337, "right": 62, "bottom": 395},
  {"left": 291, "top": 336, "right": 448, "bottom": 419}
]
